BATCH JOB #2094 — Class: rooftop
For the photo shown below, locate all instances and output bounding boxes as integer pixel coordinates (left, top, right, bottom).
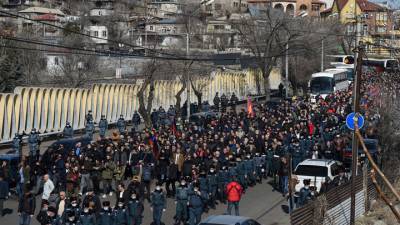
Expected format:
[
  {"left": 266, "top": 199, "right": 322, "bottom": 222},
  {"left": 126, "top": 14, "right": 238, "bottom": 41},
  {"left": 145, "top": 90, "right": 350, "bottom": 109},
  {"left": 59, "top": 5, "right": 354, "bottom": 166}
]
[{"left": 19, "top": 7, "right": 65, "bottom": 16}]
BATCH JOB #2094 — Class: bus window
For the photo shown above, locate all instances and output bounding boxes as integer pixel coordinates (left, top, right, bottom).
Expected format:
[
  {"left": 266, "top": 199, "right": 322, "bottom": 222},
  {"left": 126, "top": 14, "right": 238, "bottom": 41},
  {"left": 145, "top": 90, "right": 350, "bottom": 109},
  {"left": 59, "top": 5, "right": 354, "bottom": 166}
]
[{"left": 310, "top": 77, "right": 334, "bottom": 94}]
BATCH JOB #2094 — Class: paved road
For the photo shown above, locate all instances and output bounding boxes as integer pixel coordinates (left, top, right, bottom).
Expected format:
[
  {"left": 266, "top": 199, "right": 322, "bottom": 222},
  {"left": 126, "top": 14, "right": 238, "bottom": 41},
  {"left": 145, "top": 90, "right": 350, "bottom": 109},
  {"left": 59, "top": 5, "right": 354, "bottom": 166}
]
[{"left": 1, "top": 179, "right": 289, "bottom": 225}]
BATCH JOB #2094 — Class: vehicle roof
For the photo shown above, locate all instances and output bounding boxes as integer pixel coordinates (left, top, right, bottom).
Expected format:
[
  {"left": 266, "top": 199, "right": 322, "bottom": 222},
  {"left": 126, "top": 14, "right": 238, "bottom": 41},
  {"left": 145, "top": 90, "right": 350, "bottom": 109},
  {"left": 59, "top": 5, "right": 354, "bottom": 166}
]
[
  {"left": 324, "top": 68, "right": 348, "bottom": 73},
  {"left": 327, "top": 55, "right": 353, "bottom": 58},
  {"left": 201, "top": 215, "right": 250, "bottom": 224},
  {"left": 311, "top": 72, "right": 334, "bottom": 78},
  {"left": 297, "top": 159, "right": 336, "bottom": 167}
]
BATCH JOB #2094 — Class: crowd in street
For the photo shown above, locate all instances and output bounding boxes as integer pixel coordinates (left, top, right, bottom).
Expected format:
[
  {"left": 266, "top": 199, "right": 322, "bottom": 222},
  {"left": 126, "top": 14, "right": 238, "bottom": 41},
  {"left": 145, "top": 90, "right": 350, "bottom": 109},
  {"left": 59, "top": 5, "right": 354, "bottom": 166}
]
[{"left": 0, "top": 71, "right": 386, "bottom": 225}]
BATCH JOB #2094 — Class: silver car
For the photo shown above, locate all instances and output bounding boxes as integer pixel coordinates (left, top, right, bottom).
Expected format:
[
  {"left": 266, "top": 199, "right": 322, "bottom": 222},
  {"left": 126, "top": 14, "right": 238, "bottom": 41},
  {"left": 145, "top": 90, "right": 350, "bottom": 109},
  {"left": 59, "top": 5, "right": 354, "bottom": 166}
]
[{"left": 199, "top": 215, "right": 262, "bottom": 225}]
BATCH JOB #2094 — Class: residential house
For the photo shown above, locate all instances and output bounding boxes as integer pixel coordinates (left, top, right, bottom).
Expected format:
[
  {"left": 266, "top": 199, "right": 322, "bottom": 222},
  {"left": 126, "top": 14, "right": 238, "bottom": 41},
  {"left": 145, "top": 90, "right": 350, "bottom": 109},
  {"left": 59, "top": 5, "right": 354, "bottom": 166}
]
[
  {"left": 202, "top": 0, "right": 248, "bottom": 16},
  {"left": 247, "top": 0, "right": 326, "bottom": 17},
  {"left": 147, "top": 0, "right": 182, "bottom": 19},
  {"left": 203, "top": 16, "right": 237, "bottom": 50},
  {"left": 18, "top": 7, "right": 65, "bottom": 37},
  {"left": 89, "top": 0, "right": 114, "bottom": 17},
  {"left": 85, "top": 25, "right": 108, "bottom": 45},
  {"left": 321, "top": 0, "right": 394, "bottom": 55}
]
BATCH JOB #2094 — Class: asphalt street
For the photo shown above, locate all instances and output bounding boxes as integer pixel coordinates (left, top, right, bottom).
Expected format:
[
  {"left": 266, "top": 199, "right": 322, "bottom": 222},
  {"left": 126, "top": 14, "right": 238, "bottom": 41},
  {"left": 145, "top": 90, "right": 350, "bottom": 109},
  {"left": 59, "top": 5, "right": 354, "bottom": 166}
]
[{"left": 1, "top": 179, "right": 289, "bottom": 225}]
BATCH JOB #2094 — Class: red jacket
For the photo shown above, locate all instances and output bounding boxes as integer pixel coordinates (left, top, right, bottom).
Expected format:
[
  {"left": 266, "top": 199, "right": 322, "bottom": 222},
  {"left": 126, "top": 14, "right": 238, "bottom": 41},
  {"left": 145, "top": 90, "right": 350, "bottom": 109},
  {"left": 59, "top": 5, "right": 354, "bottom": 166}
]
[{"left": 226, "top": 181, "right": 243, "bottom": 202}]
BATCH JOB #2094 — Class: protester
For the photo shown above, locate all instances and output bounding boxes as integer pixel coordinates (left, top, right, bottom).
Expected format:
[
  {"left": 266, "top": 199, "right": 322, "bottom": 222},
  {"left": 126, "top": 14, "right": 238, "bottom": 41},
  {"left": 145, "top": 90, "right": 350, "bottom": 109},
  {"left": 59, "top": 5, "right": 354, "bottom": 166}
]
[
  {"left": 0, "top": 175, "right": 9, "bottom": 217},
  {"left": 225, "top": 177, "right": 243, "bottom": 216}
]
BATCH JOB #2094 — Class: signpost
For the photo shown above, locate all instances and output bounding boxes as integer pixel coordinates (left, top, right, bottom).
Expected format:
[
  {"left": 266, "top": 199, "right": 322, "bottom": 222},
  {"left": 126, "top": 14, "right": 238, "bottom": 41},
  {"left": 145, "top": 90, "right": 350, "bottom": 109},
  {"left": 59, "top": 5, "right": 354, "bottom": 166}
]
[{"left": 346, "top": 112, "right": 365, "bottom": 130}]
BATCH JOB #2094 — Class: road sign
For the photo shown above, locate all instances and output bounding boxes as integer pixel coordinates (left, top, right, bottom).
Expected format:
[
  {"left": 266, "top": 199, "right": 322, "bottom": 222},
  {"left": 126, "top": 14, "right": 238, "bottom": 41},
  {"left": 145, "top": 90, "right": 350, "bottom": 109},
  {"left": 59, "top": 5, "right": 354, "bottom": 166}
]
[{"left": 346, "top": 112, "right": 364, "bottom": 130}]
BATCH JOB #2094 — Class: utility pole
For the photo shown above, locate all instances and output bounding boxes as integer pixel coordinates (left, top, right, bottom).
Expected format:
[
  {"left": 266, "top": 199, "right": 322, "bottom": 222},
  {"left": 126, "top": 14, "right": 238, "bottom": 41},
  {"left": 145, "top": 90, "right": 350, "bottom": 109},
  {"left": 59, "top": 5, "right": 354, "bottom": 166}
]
[
  {"left": 144, "top": 0, "right": 148, "bottom": 56},
  {"left": 321, "top": 38, "right": 324, "bottom": 71},
  {"left": 186, "top": 31, "right": 190, "bottom": 121},
  {"left": 350, "top": 13, "right": 363, "bottom": 225},
  {"left": 285, "top": 41, "right": 289, "bottom": 99}
]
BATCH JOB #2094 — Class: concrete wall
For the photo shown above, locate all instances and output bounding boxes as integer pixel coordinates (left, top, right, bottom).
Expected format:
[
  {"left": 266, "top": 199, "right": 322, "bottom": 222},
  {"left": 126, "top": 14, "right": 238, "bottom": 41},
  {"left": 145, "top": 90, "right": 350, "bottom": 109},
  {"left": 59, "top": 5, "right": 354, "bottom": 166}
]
[{"left": 0, "top": 70, "right": 260, "bottom": 142}]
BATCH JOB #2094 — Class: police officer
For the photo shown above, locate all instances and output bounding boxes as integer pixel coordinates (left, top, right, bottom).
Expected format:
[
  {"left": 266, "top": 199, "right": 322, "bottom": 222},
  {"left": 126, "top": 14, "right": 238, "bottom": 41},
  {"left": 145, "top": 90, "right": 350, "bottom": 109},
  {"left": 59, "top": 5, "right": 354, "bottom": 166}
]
[
  {"left": 114, "top": 201, "right": 128, "bottom": 225},
  {"left": 220, "top": 93, "right": 228, "bottom": 112},
  {"left": 12, "top": 133, "right": 22, "bottom": 156},
  {"left": 244, "top": 154, "right": 256, "bottom": 187},
  {"left": 292, "top": 140, "right": 303, "bottom": 169},
  {"left": 298, "top": 179, "right": 312, "bottom": 207},
  {"left": 85, "top": 119, "right": 95, "bottom": 140},
  {"left": 64, "top": 196, "right": 81, "bottom": 220},
  {"left": 254, "top": 153, "right": 264, "bottom": 183},
  {"left": 235, "top": 158, "right": 246, "bottom": 190},
  {"left": 79, "top": 203, "right": 95, "bottom": 225},
  {"left": 266, "top": 148, "right": 274, "bottom": 177},
  {"left": 150, "top": 184, "right": 166, "bottom": 225},
  {"left": 228, "top": 160, "right": 237, "bottom": 183},
  {"left": 63, "top": 122, "right": 74, "bottom": 139},
  {"left": 98, "top": 115, "right": 108, "bottom": 138},
  {"left": 207, "top": 166, "right": 218, "bottom": 209},
  {"left": 213, "top": 93, "right": 220, "bottom": 110},
  {"left": 117, "top": 115, "right": 127, "bottom": 135},
  {"left": 28, "top": 128, "right": 39, "bottom": 161},
  {"left": 167, "top": 105, "right": 176, "bottom": 125},
  {"left": 188, "top": 186, "right": 203, "bottom": 225},
  {"left": 175, "top": 180, "right": 189, "bottom": 225},
  {"left": 132, "top": 111, "right": 141, "bottom": 130},
  {"left": 151, "top": 109, "right": 159, "bottom": 129},
  {"left": 217, "top": 165, "right": 229, "bottom": 204},
  {"left": 64, "top": 210, "right": 79, "bottom": 225},
  {"left": 198, "top": 171, "right": 209, "bottom": 212},
  {"left": 98, "top": 201, "right": 114, "bottom": 225},
  {"left": 158, "top": 107, "right": 167, "bottom": 127},
  {"left": 85, "top": 110, "right": 93, "bottom": 125},
  {"left": 230, "top": 93, "right": 238, "bottom": 111},
  {"left": 127, "top": 192, "right": 144, "bottom": 225}
]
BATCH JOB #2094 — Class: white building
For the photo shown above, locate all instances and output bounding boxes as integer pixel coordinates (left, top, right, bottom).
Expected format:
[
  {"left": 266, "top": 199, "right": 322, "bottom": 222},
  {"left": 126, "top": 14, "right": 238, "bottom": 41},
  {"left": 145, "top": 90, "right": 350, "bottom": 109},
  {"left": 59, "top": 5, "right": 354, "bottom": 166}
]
[
  {"left": 89, "top": 8, "right": 113, "bottom": 16},
  {"left": 85, "top": 25, "right": 108, "bottom": 44}
]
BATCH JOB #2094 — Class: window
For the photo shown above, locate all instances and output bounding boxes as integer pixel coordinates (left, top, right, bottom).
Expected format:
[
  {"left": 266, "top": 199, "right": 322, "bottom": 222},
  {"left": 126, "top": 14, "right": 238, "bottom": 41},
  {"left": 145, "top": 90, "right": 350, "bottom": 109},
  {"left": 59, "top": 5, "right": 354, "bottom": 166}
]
[
  {"left": 363, "top": 24, "right": 368, "bottom": 36},
  {"left": 214, "top": 25, "right": 224, "bottom": 30},
  {"left": 295, "top": 165, "right": 328, "bottom": 177},
  {"left": 364, "top": 13, "right": 369, "bottom": 19},
  {"left": 102, "top": 30, "right": 107, "bottom": 37},
  {"left": 311, "top": 4, "right": 320, "bottom": 11},
  {"left": 149, "top": 25, "right": 154, "bottom": 31},
  {"left": 300, "top": 4, "right": 307, "bottom": 11},
  {"left": 377, "top": 26, "right": 386, "bottom": 33},
  {"left": 94, "top": 31, "right": 99, "bottom": 37},
  {"left": 98, "top": 10, "right": 102, "bottom": 16},
  {"left": 215, "top": 3, "right": 222, "bottom": 10},
  {"left": 54, "top": 57, "right": 59, "bottom": 65},
  {"left": 383, "top": 13, "right": 387, "bottom": 21},
  {"left": 233, "top": 2, "right": 239, "bottom": 7}
]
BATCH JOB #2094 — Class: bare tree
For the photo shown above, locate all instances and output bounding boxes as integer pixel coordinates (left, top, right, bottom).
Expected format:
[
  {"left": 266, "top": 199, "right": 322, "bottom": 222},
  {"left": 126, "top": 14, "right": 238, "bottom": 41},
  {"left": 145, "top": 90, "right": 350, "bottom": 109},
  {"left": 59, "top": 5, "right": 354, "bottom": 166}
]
[{"left": 50, "top": 35, "right": 99, "bottom": 88}]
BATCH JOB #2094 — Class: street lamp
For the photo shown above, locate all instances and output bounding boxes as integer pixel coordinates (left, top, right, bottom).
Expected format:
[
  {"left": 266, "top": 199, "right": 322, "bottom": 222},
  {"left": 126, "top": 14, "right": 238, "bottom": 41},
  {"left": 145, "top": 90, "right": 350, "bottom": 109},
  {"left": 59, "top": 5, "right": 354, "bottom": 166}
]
[{"left": 117, "top": 43, "right": 124, "bottom": 79}]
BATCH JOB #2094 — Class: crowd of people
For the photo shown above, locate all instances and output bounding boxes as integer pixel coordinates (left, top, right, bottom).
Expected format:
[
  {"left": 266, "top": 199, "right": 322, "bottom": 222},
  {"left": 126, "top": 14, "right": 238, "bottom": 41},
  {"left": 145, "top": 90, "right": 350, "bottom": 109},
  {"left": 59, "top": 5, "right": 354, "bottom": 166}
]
[{"left": 0, "top": 72, "right": 385, "bottom": 225}]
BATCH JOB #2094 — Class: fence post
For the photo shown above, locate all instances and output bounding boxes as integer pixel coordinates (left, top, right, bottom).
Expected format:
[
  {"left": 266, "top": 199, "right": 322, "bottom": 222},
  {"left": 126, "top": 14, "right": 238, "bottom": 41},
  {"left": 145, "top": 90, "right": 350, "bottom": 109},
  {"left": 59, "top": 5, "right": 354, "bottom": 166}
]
[{"left": 363, "top": 163, "right": 368, "bottom": 211}]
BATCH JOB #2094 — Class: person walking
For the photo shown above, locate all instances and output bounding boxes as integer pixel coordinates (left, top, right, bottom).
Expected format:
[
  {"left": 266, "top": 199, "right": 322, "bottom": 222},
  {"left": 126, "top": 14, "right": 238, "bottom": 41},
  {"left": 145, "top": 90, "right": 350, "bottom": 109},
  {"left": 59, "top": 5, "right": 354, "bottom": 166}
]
[
  {"left": 42, "top": 174, "right": 54, "bottom": 204},
  {"left": 99, "top": 115, "right": 108, "bottom": 138},
  {"left": 174, "top": 180, "right": 189, "bottom": 225},
  {"left": 117, "top": 115, "right": 127, "bottom": 135},
  {"left": 188, "top": 185, "right": 204, "bottom": 225},
  {"left": 63, "top": 122, "right": 74, "bottom": 139},
  {"left": 18, "top": 191, "right": 36, "bottom": 225},
  {"left": 127, "top": 192, "right": 144, "bottom": 225},
  {"left": 0, "top": 175, "right": 9, "bottom": 217},
  {"left": 225, "top": 177, "right": 243, "bottom": 216},
  {"left": 150, "top": 184, "right": 166, "bottom": 225}
]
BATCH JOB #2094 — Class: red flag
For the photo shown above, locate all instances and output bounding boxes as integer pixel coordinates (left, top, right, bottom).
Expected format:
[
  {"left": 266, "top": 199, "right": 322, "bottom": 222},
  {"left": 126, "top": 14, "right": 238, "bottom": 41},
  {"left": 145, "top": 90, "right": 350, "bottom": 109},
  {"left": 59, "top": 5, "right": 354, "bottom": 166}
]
[{"left": 247, "top": 97, "right": 255, "bottom": 118}]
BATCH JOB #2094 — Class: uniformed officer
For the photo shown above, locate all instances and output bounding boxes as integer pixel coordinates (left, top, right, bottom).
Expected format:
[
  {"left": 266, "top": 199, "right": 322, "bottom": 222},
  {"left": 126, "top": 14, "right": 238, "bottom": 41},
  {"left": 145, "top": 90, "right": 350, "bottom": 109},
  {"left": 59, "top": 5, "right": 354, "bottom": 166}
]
[
  {"left": 98, "top": 201, "right": 114, "bottom": 225},
  {"left": 151, "top": 109, "right": 159, "bottom": 129},
  {"left": 228, "top": 160, "right": 237, "bottom": 183},
  {"left": 85, "top": 119, "right": 95, "bottom": 140},
  {"left": 213, "top": 93, "right": 220, "bottom": 110},
  {"left": 150, "top": 184, "right": 166, "bottom": 225},
  {"left": 28, "top": 128, "right": 39, "bottom": 160},
  {"left": 127, "top": 192, "right": 144, "bottom": 225},
  {"left": 79, "top": 204, "right": 95, "bottom": 225},
  {"left": 117, "top": 115, "right": 126, "bottom": 135},
  {"left": 244, "top": 154, "right": 256, "bottom": 187},
  {"left": 132, "top": 111, "right": 141, "bottom": 130},
  {"left": 220, "top": 93, "right": 228, "bottom": 112},
  {"left": 298, "top": 179, "right": 312, "bottom": 207},
  {"left": 266, "top": 148, "right": 274, "bottom": 177},
  {"left": 98, "top": 115, "right": 108, "bottom": 138},
  {"left": 235, "top": 158, "right": 246, "bottom": 190},
  {"left": 167, "top": 105, "right": 176, "bottom": 125},
  {"left": 85, "top": 110, "right": 93, "bottom": 125},
  {"left": 217, "top": 165, "right": 229, "bottom": 204},
  {"left": 254, "top": 153, "right": 264, "bottom": 183},
  {"left": 12, "top": 133, "right": 22, "bottom": 155},
  {"left": 63, "top": 122, "right": 74, "bottom": 139},
  {"left": 198, "top": 171, "right": 209, "bottom": 212},
  {"left": 175, "top": 180, "right": 189, "bottom": 225},
  {"left": 64, "top": 210, "right": 79, "bottom": 225},
  {"left": 188, "top": 186, "right": 203, "bottom": 225},
  {"left": 207, "top": 167, "right": 218, "bottom": 209},
  {"left": 158, "top": 107, "right": 167, "bottom": 127},
  {"left": 114, "top": 201, "right": 128, "bottom": 225},
  {"left": 64, "top": 196, "right": 81, "bottom": 220},
  {"left": 292, "top": 140, "right": 303, "bottom": 169},
  {"left": 230, "top": 93, "right": 238, "bottom": 111}
]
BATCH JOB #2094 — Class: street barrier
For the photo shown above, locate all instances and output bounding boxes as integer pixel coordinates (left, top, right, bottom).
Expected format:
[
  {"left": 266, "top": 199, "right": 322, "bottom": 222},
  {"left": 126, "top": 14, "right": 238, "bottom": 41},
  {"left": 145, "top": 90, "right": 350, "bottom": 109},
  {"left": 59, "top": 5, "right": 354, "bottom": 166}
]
[{"left": 0, "top": 70, "right": 264, "bottom": 143}]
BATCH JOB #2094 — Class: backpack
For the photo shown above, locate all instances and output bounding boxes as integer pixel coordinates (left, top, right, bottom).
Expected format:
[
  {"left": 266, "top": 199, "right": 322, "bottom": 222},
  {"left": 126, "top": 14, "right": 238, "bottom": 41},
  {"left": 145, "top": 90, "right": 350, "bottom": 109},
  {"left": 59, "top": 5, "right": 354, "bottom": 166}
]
[{"left": 142, "top": 168, "right": 151, "bottom": 182}]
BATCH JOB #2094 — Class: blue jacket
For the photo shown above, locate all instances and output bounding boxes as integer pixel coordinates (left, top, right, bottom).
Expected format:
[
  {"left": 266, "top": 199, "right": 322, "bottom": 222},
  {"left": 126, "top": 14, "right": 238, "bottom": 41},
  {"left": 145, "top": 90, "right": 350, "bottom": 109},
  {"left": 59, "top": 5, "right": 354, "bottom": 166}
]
[{"left": 0, "top": 180, "right": 9, "bottom": 199}]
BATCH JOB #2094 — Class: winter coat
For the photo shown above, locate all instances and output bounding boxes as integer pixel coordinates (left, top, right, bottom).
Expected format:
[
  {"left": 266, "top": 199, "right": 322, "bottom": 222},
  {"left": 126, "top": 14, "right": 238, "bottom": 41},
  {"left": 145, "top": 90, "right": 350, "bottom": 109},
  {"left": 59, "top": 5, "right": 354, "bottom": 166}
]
[{"left": 225, "top": 181, "right": 243, "bottom": 202}]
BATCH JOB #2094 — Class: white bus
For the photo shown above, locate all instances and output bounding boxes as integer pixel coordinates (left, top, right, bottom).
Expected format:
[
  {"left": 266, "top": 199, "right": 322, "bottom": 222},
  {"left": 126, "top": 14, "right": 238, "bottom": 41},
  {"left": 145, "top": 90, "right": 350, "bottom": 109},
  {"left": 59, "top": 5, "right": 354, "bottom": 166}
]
[
  {"left": 309, "top": 70, "right": 349, "bottom": 102},
  {"left": 327, "top": 55, "right": 354, "bottom": 67},
  {"left": 326, "top": 67, "right": 354, "bottom": 81}
]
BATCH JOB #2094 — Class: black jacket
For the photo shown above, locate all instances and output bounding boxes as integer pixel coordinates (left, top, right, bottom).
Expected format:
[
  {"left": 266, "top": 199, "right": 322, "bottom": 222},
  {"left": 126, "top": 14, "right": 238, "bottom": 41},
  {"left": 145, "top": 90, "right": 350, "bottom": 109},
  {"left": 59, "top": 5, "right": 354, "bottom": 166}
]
[
  {"left": 0, "top": 180, "right": 9, "bottom": 199},
  {"left": 18, "top": 193, "right": 36, "bottom": 215}
]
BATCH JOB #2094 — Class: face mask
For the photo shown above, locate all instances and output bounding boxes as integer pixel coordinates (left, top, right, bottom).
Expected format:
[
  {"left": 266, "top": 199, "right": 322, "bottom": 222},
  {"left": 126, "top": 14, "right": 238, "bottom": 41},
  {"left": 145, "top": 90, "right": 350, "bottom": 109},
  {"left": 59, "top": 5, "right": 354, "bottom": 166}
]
[
  {"left": 210, "top": 169, "right": 215, "bottom": 173},
  {"left": 181, "top": 183, "right": 186, "bottom": 186},
  {"left": 83, "top": 209, "right": 89, "bottom": 213},
  {"left": 103, "top": 207, "right": 109, "bottom": 210},
  {"left": 71, "top": 203, "right": 77, "bottom": 207},
  {"left": 156, "top": 186, "right": 161, "bottom": 191},
  {"left": 131, "top": 195, "right": 136, "bottom": 199},
  {"left": 69, "top": 217, "right": 75, "bottom": 221},
  {"left": 118, "top": 204, "right": 124, "bottom": 208}
]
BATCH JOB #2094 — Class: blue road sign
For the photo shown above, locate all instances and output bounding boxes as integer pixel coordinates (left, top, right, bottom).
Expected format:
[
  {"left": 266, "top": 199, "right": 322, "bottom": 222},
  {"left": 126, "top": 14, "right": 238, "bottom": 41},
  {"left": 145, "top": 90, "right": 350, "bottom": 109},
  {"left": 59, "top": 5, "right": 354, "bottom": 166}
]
[{"left": 346, "top": 112, "right": 364, "bottom": 130}]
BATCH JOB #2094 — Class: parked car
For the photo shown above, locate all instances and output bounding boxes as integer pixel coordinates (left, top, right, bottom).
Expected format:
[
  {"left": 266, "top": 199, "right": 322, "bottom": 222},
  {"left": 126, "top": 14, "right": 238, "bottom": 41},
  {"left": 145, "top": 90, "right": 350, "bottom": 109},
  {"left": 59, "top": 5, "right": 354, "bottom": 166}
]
[
  {"left": 294, "top": 159, "right": 343, "bottom": 193},
  {"left": 199, "top": 215, "right": 261, "bottom": 225},
  {"left": 343, "top": 139, "right": 379, "bottom": 167}
]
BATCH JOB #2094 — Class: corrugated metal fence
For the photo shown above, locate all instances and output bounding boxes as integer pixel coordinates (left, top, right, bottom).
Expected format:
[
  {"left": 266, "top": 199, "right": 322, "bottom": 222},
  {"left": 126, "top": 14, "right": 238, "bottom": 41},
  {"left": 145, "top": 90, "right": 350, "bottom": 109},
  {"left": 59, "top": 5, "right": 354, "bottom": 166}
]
[{"left": 291, "top": 174, "right": 377, "bottom": 225}]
